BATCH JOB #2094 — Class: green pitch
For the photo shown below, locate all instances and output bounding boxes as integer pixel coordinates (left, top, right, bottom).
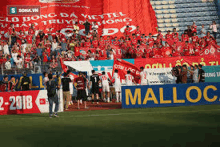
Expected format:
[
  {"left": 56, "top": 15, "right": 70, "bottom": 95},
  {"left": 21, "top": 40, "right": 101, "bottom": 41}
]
[{"left": 0, "top": 105, "right": 220, "bottom": 147}]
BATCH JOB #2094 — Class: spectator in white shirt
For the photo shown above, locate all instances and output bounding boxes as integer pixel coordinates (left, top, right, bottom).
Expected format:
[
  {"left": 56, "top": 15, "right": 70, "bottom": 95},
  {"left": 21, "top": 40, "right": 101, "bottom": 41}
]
[
  {"left": 210, "top": 21, "right": 218, "bottom": 39},
  {"left": 5, "top": 59, "right": 11, "bottom": 69},
  {"left": 92, "top": 21, "right": 99, "bottom": 33},
  {"left": 3, "top": 42, "right": 9, "bottom": 55},
  {"left": 15, "top": 55, "right": 23, "bottom": 69},
  {"left": 200, "top": 24, "right": 206, "bottom": 38},
  {"left": 73, "top": 22, "right": 80, "bottom": 35},
  {"left": 52, "top": 39, "right": 58, "bottom": 52}
]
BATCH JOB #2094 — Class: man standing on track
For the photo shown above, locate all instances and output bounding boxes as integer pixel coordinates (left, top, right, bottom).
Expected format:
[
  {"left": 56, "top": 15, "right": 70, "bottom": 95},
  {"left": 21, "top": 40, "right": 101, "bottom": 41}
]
[
  {"left": 140, "top": 67, "right": 148, "bottom": 85},
  {"left": 112, "top": 69, "right": 121, "bottom": 103},
  {"left": 46, "top": 74, "right": 59, "bottom": 118},
  {"left": 89, "top": 70, "right": 100, "bottom": 104},
  {"left": 61, "top": 72, "right": 72, "bottom": 110},
  {"left": 100, "top": 71, "right": 110, "bottom": 103},
  {"left": 74, "top": 72, "right": 88, "bottom": 109}
]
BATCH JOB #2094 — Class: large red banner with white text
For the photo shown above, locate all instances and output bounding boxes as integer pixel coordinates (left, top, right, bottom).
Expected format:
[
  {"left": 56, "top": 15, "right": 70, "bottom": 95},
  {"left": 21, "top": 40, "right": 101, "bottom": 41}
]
[
  {"left": 0, "top": 90, "right": 63, "bottom": 115},
  {"left": 134, "top": 55, "right": 220, "bottom": 69},
  {"left": 0, "top": 0, "right": 158, "bottom": 37},
  {"left": 113, "top": 59, "right": 140, "bottom": 83}
]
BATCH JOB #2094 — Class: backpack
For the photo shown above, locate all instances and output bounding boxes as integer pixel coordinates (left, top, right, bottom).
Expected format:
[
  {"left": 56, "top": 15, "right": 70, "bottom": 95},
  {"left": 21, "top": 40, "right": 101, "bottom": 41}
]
[{"left": 46, "top": 80, "right": 57, "bottom": 97}]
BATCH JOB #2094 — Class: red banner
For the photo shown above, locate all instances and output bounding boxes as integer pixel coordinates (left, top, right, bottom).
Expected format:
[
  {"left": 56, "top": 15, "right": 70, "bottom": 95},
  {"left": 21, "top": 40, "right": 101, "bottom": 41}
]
[
  {"left": 113, "top": 59, "right": 140, "bottom": 82},
  {"left": 0, "top": 0, "right": 157, "bottom": 37},
  {"left": 134, "top": 55, "right": 220, "bottom": 69},
  {"left": 0, "top": 90, "right": 41, "bottom": 115}
]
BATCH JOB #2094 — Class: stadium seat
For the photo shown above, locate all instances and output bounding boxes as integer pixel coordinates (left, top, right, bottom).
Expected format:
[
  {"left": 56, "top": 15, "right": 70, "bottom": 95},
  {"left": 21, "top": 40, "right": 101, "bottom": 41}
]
[
  {"left": 163, "top": 5, "right": 169, "bottom": 9},
  {"left": 158, "top": 19, "right": 164, "bottom": 23},
  {"left": 156, "top": 6, "right": 162, "bottom": 10},
  {"left": 169, "top": 5, "right": 175, "bottom": 9},
  {"left": 157, "top": 15, "right": 163, "bottom": 19},
  {"left": 172, "top": 19, "right": 178, "bottom": 22},
  {"left": 165, "top": 19, "right": 171, "bottom": 23},
  {"left": 156, "top": 10, "right": 162, "bottom": 14},
  {"left": 166, "top": 23, "right": 172, "bottom": 27},
  {"left": 171, "top": 14, "right": 177, "bottom": 18},
  {"left": 162, "top": 1, "right": 168, "bottom": 5},
  {"left": 173, "top": 23, "right": 179, "bottom": 27},
  {"left": 164, "top": 14, "right": 170, "bottom": 18},
  {"left": 158, "top": 24, "right": 165, "bottom": 28},
  {"left": 150, "top": 1, "right": 155, "bottom": 5},
  {"left": 169, "top": 1, "right": 175, "bottom": 4},
  {"left": 155, "top": 1, "right": 162, "bottom": 5},
  {"left": 163, "top": 10, "right": 169, "bottom": 14},
  {"left": 170, "top": 10, "right": 176, "bottom": 13}
]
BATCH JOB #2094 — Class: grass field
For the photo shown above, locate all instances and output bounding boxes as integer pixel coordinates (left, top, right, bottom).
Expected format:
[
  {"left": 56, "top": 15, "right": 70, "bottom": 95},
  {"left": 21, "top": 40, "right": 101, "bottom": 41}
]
[{"left": 0, "top": 105, "right": 220, "bottom": 147}]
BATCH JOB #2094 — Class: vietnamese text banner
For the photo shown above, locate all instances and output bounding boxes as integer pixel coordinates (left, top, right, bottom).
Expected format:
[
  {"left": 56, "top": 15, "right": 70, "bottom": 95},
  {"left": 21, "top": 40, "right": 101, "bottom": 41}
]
[
  {"left": 134, "top": 55, "right": 220, "bottom": 69},
  {"left": 122, "top": 82, "right": 220, "bottom": 109},
  {"left": 0, "top": 90, "right": 63, "bottom": 115},
  {"left": 0, "top": 0, "right": 157, "bottom": 37}
]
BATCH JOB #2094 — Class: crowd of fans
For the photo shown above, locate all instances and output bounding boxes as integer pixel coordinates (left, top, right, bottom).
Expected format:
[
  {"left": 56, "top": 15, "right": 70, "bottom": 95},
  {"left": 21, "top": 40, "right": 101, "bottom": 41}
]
[{"left": 0, "top": 20, "right": 218, "bottom": 70}]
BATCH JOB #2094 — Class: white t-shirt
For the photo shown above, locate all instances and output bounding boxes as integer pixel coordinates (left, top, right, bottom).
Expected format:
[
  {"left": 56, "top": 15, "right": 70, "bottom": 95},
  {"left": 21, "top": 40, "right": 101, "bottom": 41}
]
[
  {"left": 5, "top": 61, "right": 11, "bottom": 69},
  {"left": 69, "top": 74, "right": 74, "bottom": 95},
  {"left": 210, "top": 24, "right": 218, "bottom": 32},
  {"left": 16, "top": 58, "right": 23, "bottom": 69},
  {"left": 12, "top": 52, "right": 18, "bottom": 62},
  {"left": 113, "top": 73, "right": 121, "bottom": 85},
  {"left": 43, "top": 77, "right": 49, "bottom": 89},
  {"left": 52, "top": 42, "right": 58, "bottom": 50},
  {"left": 92, "top": 24, "right": 99, "bottom": 31},
  {"left": 140, "top": 70, "right": 148, "bottom": 85},
  {"left": 3, "top": 45, "right": 9, "bottom": 55},
  {"left": 100, "top": 75, "right": 109, "bottom": 85},
  {"left": 125, "top": 74, "right": 134, "bottom": 86},
  {"left": 73, "top": 25, "right": 79, "bottom": 34}
]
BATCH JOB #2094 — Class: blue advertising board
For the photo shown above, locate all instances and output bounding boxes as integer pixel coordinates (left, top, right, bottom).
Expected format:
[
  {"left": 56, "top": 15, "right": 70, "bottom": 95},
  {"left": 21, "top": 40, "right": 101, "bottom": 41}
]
[
  {"left": 0, "top": 72, "right": 81, "bottom": 91},
  {"left": 122, "top": 82, "right": 220, "bottom": 109}
]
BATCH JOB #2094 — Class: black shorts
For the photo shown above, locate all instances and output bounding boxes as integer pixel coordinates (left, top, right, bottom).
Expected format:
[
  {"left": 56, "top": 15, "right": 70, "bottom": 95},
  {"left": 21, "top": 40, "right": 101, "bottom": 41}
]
[
  {"left": 77, "top": 90, "right": 87, "bottom": 101},
  {"left": 91, "top": 86, "right": 99, "bottom": 94}
]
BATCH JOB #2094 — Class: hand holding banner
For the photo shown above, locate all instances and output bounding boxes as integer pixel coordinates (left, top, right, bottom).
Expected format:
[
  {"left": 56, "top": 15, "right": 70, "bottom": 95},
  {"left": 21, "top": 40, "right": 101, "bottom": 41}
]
[{"left": 112, "top": 59, "right": 140, "bottom": 83}]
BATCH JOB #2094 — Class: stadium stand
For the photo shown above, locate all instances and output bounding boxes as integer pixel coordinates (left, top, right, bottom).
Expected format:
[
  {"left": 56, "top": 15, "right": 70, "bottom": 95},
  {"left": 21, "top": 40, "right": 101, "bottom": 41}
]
[
  {"left": 151, "top": 0, "right": 220, "bottom": 43},
  {"left": 0, "top": 0, "right": 219, "bottom": 76}
]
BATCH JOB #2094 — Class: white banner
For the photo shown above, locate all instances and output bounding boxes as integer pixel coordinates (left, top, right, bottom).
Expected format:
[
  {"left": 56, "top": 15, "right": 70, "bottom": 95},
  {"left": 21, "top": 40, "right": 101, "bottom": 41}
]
[{"left": 145, "top": 68, "right": 176, "bottom": 85}]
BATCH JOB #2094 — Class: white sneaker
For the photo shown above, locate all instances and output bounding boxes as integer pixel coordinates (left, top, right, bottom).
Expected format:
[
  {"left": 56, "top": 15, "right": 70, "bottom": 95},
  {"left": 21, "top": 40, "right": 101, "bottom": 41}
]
[{"left": 107, "top": 98, "right": 110, "bottom": 103}]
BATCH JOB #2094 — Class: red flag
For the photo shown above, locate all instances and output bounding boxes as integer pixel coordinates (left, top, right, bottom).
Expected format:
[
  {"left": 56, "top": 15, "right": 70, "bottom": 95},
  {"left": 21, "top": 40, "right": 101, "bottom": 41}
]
[
  {"left": 112, "top": 59, "right": 140, "bottom": 83},
  {"left": 200, "top": 44, "right": 220, "bottom": 56},
  {"left": 59, "top": 57, "right": 78, "bottom": 78},
  {"left": 59, "top": 57, "right": 68, "bottom": 72}
]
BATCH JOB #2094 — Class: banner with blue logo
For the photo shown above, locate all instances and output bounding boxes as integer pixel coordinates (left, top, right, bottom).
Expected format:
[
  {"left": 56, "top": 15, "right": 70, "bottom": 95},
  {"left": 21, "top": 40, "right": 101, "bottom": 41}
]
[
  {"left": 203, "top": 66, "right": 220, "bottom": 82},
  {"left": 0, "top": 72, "right": 81, "bottom": 91},
  {"left": 90, "top": 59, "right": 134, "bottom": 73},
  {"left": 122, "top": 82, "right": 220, "bottom": 109}
]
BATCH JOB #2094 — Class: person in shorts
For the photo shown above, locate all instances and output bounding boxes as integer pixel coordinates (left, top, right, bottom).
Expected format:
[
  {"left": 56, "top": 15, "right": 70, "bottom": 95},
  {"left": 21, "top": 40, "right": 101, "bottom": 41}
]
[
  {"left": 74, "top": 72, "right": 88, "bottom": 109},
  {"left": 89, "top": 70, "right": 100, "bottom": 104},
  {"left": 100, "top": 71, "right": 110, "bottom": 103}
]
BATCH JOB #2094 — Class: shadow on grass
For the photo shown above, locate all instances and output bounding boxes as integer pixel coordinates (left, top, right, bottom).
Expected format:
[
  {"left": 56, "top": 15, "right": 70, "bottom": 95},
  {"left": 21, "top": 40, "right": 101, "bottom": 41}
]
[{"left": 1, "top": 112, "right": 220, "bottom": 147}]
